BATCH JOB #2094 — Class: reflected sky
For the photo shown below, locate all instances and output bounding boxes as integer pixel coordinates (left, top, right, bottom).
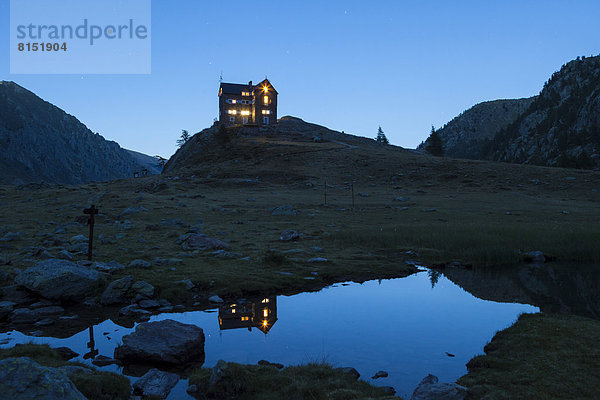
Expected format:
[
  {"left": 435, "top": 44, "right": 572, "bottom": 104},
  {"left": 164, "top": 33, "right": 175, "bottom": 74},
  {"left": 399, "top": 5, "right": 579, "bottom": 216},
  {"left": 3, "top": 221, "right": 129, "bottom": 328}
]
[{"left": 0, "top": 271, "right": 538, "bottom": 398}]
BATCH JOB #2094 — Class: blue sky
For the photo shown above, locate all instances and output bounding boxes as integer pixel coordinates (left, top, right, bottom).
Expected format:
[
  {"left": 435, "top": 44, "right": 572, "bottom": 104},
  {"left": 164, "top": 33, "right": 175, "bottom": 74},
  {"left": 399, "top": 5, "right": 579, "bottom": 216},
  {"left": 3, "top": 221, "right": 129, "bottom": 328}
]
[{"left": 1, "top": 0, "right": 600, "bottom": 158}]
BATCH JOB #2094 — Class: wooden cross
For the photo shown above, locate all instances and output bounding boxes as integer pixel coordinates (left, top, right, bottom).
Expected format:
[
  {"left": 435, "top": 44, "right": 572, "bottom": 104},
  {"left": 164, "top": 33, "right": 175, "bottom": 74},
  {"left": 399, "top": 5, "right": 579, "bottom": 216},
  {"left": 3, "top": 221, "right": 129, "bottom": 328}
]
[
  {"left": 83, "top": 205, "right": 99, "bottom": 261},
  {"left": 83, "top": 326, "right": 98, "bottom": 360}
]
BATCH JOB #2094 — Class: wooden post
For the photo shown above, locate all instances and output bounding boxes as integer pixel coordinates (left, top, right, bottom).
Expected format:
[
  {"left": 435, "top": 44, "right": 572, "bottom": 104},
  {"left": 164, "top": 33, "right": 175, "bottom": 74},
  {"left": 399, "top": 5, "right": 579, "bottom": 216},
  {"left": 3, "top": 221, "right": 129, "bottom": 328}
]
[{"left": 84, "top": 205, "right": 99, "bottom": 261}]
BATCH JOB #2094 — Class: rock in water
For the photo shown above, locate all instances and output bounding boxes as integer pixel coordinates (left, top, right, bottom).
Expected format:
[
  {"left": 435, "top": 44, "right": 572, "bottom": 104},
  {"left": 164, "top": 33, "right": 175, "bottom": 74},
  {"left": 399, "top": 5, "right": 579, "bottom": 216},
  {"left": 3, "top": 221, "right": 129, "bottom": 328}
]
[
  {"left": 179, "top": 233, "right": 230, "bottom": 251},
  {"left": 114, "top": 319, "right": 205, "bottom": 365},
  {"left": 133, "top": 369, "right": 179, "bottom": 399},
  {"left": 0, "top": 357, "right": 86, "bottom": 399},
  {"left": 410, "top": 374, "right": 468, "bottom": 400},
  {"left": 14, "top": 259, "right": 103, "bottom": 302}
]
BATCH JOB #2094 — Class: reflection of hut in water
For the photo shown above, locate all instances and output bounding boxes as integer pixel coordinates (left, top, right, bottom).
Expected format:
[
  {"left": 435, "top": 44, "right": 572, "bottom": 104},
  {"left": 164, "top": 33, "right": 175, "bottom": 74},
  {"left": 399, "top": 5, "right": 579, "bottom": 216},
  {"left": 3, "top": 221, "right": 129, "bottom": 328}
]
[{"left": 218, "top": 297, "right": 278, "bottom": 334}]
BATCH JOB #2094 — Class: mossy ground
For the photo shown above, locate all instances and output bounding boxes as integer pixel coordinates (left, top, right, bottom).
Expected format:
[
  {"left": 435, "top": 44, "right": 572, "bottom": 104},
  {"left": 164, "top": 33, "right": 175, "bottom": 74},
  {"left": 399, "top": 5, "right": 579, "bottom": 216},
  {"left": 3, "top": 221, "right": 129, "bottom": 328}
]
[
  {"left": 189, "top": 361, "right": 399, "bottom": 400},
  {"left": 0, "top": 344, "right": 131, "bottom": 400},
  {"left": 458, "top": 313, "right": 600, "bottom": 399}
]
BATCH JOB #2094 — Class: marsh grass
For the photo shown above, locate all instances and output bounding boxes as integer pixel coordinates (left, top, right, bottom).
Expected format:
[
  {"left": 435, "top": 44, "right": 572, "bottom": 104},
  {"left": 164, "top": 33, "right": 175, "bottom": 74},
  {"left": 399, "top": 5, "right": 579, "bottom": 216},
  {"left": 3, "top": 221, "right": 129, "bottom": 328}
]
[
  {"left": 189, "top": 361, "right": 399, "bottom": 400},
  {"left": 0, "top": 344, "right": 131, "bottom": 400},
  {"left": 329, "top": 219, "right": 600, "bottom": 267},
  {"left": 458, "top": 313, "right": 600, "bottom": 399}
]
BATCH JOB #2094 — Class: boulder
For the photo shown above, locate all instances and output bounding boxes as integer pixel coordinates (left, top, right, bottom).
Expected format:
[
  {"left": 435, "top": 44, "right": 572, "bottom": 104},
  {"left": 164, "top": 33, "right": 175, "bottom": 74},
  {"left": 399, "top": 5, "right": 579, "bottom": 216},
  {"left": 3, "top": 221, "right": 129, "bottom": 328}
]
[
  {"left": 0, "top": 357, "right": 86, "bottom": 399},
  {"left": 67, "top": 243, "right": 89, "bottom": 254},
  {"left": 55, "top": 347, "right": 79, "bottom": 360},
  {"left": 91, "top": 355, "right": 117, "bottom": 367},
  {"left": 307, "top": 257, "right": 328, "bottom": 263},
  {"left": 209, "top": 295, "right": 224, "bottom": 303},
  {"left": 177, "top": 279, "right": 195, "bottom": 290},
  {"left": 0, "top": 301, "right": 16, "bottom": 320},
  {"left": 257, "top": 360, "right": 284, "bottom": 369},
  {"left": 129, "top": 259, "right": 151, "bottom": 269},
  {"left": 0, "top": 232, "right": 22, "bottom": 242},
  {"left": 410, "top": 374, "right": 468, "bottom": 400},
  {"left": 100, "top": 276, "right": 134, "bottom": 305},
  {"left": 69, "top": 235, "right": 88, "bottom": 243},
  {"left": 371, "top": 370, "right": 388, "bottom": 379},
  {"left": 119, "top": 304, "right": 152, "bottom": 317},
  {"left": 1, "top": 285, "right": 36, "bottom": 306},
  {"left": 280, "top": 230, "right": 299, "bottom": 242},
  {"left": 132, "top": 281, "right": 155, "bottom": 298},
  {"left": 133, "top": 368, "right": 179, "bottom": 399},
  {"left": 179, "top": 233, "right": 230, "bottom": 251},
  {"left": 139, "top": 299, "right": 161, "bottom": 309},
  {"left": 271, "top": 204, "right": 297, "bottom": 216},
  {"left": 9, "top": 308, "right": 38, "bottom": 324},
  {"left": 15, "top": 259, "right": 103, "bottom": 302},
  {"left": 523, "top": 251, "right": 546, "bottom": 263},
  {"left": 114, "top": 319, "right": 205, "bottom": 365},
  {"left": 91, "top": 261, "right": 125, "bottom": 273},
  {"left": 338, "top": 367, "right": 360, "bottom": 380}
]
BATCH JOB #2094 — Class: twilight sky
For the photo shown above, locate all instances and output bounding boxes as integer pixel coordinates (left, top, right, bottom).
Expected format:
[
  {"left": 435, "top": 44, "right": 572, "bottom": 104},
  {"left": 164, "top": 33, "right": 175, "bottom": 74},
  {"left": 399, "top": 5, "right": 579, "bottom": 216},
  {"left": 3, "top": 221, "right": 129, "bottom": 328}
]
[{"left": 1, "top": 0, "right": 599, "bottom": 158}]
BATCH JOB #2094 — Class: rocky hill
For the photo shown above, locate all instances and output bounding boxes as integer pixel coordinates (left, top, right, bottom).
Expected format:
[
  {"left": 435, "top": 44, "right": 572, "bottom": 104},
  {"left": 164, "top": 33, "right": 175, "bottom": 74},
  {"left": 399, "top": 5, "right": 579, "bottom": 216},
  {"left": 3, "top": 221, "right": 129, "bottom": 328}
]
[
  {"left": 426, "top": 55, "right": 600, "bottom": 169},
  {"left": 0, "top": 81, "right": 157, "bottom": 185},
  {"left": 419, "top": 98, "right": 535, "bottom": 159},
  {"left": 483, "top": 56, "right": 600, "bottom": 169}
]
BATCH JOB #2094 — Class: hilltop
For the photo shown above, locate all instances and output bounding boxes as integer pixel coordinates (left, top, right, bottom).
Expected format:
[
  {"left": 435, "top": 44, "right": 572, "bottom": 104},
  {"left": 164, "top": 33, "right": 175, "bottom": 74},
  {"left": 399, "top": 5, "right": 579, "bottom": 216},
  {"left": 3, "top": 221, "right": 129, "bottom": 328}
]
[{"left": 0, "top": 81, "right": 158, "bottom": 185}]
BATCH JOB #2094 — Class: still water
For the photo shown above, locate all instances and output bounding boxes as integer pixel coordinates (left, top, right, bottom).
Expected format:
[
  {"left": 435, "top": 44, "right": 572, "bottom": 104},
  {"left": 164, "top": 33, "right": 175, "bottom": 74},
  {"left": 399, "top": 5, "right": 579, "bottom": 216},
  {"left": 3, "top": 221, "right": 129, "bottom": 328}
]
[{"left": 0, "top": 270, "right": 538, "bottom": 398}]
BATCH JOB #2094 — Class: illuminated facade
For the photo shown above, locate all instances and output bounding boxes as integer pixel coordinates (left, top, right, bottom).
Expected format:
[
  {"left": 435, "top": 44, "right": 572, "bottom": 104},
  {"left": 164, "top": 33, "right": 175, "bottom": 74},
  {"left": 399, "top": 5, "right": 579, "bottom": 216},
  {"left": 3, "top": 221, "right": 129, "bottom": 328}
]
[
  {"left": 218, "top": 296, "right": 278, "bottom": 334},
  {"left": 218, "top": 79, "right": 278, "bottom": 126}
]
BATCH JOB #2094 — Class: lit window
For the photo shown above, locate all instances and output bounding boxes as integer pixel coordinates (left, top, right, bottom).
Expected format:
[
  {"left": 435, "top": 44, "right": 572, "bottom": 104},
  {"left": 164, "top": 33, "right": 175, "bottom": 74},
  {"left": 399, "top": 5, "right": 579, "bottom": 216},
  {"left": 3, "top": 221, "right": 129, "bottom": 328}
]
[
  {"left": 263, "top": 308, "right": 269, "bottom": 317},
  {"left": 263, "top": 86, "right": 269, "bottom": 93},
  {"left": 261, "top": 110, "right": 271, "bottom": 115},
  {"left": 262, "top": 320, "right": 268, "bottom": 327},
  {"left": 242, "top": 91, "right": 251, "bottom": 96},
  {"left": 231, "top": 308, "right": 236, "bottom": 314},
  {"left": 263, "top": 96, "right": 269, "bottom": 105},
  {"left": 226, "top": 99, "right": 238, "bottom": 104},
  {"left": 241, "top": 110, "right": 250, "bottom": 116},
  {"left": 261, "top": 299, "right": 269, "bottom": 303},
  {"left": 228, "top": 110, "right": 237, "bottom": 115},
  {"left": 241, "top": 316, "right": 249, "bottom": 321}
]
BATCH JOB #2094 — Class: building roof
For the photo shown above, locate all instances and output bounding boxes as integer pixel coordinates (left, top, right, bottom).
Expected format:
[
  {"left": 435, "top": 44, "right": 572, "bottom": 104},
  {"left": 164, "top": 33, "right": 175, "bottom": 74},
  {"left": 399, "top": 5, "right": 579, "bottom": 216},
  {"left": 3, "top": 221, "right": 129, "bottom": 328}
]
[
  {"left": 219, "top": 79, "right": 278, "bottom": 95},
  {"left": 256, "top": 79, "right": 278, "bottom": 95},
  {"left": 219, "top": 82, "right": 252, "bottom": 95}
]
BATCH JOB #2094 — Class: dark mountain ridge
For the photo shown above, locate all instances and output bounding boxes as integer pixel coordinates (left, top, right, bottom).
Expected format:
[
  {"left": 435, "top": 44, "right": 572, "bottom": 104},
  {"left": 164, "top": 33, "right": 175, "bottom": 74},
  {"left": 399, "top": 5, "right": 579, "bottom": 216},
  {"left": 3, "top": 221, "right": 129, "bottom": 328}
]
[{"left": 0, "top": 81, "right": 157, "bottom": 185}]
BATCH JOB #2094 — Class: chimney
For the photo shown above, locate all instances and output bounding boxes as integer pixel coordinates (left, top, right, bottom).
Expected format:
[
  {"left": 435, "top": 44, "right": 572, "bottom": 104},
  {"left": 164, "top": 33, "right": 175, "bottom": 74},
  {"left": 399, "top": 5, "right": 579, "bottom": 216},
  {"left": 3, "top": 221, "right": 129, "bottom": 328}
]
[{"left": 248, "top": 80, "right": 252, "bottom": 87}]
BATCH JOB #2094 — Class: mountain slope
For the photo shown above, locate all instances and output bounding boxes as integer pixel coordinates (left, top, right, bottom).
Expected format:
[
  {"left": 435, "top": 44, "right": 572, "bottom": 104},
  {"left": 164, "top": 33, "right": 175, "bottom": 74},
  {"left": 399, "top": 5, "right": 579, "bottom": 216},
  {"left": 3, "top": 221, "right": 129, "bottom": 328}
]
[
  {"left": 420, "top": 97, "right": 535, "bottom": 159},
  {"left": 483, "top": 56, "right": 600, "bottom": 169},
  {"left": 0, "top": 81, "right": 155, "bottom": 185},
  {"left": 426, "top": 55, "right": 600, "bottom": 169}
]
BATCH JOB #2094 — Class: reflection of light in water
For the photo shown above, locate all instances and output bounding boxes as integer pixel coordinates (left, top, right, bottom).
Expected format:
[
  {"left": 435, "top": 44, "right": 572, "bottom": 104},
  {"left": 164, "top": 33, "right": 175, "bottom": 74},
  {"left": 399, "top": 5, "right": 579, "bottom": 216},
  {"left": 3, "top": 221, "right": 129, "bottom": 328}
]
[{"left": 0, "top": 274, "right": 539, "bottom": 399}]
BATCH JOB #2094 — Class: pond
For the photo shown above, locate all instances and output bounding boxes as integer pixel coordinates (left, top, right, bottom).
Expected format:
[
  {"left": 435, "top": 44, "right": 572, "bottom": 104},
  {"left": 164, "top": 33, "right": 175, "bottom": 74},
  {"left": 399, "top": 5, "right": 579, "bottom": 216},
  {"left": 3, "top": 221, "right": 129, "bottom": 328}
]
[{"left": 0, "top": 268, "right": 539, "bottom": 399}]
